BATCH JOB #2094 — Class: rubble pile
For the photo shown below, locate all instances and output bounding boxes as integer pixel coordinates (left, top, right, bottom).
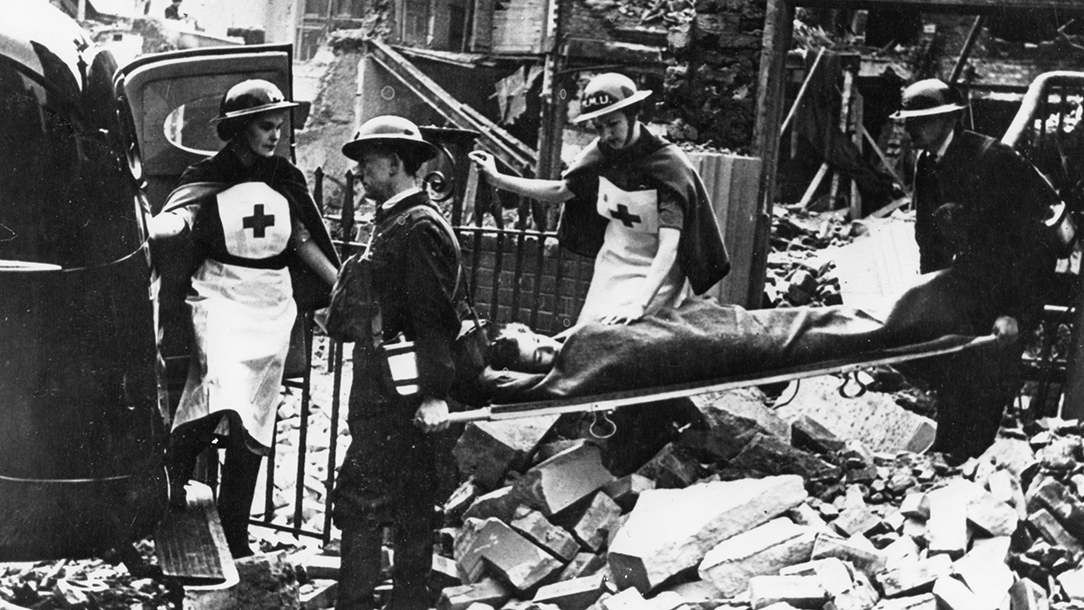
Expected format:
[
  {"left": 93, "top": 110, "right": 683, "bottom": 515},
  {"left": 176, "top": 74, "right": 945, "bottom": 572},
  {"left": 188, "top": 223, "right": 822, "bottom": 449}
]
[
  {"left": 0, "top": 543, "right": 176, "bottom": 609},
  {"left": 427, "top": 392, "right": 1084, "bottom": 610},
  {"left": 762, "top": 205, "right": 858, "bottom": 308}
]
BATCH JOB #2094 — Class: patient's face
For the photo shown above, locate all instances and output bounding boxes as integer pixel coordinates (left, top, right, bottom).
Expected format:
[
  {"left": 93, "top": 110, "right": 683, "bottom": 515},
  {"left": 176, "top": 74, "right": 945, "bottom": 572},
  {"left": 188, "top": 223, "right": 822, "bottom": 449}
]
[{"left": 514, "top": 331, "right": 560, "bottom": 374}]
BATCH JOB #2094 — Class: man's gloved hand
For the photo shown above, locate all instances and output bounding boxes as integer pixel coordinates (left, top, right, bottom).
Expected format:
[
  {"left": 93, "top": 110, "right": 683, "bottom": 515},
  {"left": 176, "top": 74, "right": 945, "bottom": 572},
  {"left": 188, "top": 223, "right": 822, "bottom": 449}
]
[{"left": 992, "top": 316, "right": 1019, "bottom": 345}]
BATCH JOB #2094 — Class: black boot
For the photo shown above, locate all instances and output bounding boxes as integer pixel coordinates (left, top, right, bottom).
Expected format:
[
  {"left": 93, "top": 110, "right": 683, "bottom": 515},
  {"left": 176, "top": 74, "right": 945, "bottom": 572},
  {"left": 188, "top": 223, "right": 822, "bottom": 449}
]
[
  {"left": 217, "top": 438, "right": 263, "bottom": 559},
  {"left": 337, "top": 523, "right": 384, "bottom": 610},
  {"left": 165, "top": 420, "right": 217, "bottom": 508}
]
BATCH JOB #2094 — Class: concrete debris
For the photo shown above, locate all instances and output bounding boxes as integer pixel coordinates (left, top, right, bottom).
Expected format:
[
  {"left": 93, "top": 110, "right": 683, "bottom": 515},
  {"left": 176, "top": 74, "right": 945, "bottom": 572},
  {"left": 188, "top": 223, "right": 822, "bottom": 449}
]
[{"left": 416, "top": 401, "right": 1084, "bottom": 610}]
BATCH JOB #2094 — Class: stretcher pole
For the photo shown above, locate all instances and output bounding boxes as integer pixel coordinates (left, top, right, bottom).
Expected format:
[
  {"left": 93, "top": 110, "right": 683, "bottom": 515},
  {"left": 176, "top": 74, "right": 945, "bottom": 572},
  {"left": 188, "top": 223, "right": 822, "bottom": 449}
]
[{"left": 443, "top": 335, "right": 997, "bottom": 425}]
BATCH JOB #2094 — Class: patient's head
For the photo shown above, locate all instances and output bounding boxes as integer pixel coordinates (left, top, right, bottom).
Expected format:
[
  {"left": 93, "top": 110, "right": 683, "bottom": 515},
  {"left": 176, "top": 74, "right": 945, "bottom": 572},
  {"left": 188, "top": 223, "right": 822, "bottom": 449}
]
[{"left": 489, "top": 322, "right": 561, "bottom": 374}]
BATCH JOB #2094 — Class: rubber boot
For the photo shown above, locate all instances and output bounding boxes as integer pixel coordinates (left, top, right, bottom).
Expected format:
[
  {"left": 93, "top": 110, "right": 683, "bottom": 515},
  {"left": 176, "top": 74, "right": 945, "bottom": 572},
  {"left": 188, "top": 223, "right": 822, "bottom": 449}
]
[
  {"left": 337, "top": 523, "right": 383, "bottom": 610},
  {"left": 217, "top": 438, "right": 262, "bottom": 559}
]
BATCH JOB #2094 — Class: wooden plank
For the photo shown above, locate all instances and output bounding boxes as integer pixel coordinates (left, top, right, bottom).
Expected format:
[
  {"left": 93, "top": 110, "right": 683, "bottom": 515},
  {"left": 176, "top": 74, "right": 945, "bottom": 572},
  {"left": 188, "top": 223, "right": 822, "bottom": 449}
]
[
  {"left": 155, "top": 481, "right": 237, "bottom": 584},
  {"left": 798, "top": 162, "right": 830, "bottom": 209}
]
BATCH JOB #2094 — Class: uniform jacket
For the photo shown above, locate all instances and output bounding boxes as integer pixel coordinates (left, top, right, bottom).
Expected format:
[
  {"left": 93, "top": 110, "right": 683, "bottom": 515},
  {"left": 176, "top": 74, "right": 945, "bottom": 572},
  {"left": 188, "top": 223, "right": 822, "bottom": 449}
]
[
  {"left": 352, "top": 191, "right": 461, "bottom": 404},
  {"left": 912, "top": 129, "right": 1056, "bottom": 325},
  {"left": 557, "top": 127, "right": 730, "bottom": 295}
]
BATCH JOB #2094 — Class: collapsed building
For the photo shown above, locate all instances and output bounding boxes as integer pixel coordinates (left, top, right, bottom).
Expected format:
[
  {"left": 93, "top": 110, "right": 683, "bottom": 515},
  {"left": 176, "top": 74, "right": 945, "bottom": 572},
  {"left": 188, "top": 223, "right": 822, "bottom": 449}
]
[{"left": 7, "top": 0, "right": 1084, "bottom": 609}]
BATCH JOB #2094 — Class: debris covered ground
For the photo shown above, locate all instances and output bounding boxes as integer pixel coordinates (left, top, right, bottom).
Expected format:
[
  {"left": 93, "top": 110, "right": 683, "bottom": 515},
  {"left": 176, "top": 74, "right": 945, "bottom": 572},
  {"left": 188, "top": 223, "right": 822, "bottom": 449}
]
[{"left": 2, "top": 208, "right": 1082, "bottom": 610}]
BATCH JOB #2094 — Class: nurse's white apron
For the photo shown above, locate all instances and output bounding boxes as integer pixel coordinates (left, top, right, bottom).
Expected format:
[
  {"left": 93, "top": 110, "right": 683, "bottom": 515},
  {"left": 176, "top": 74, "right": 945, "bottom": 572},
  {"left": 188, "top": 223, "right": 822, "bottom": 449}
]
[
  {"left": 577, "top": 176, "right": 688, "bottom": 324},
  {"left": 172, "top": 182, "right": 297, "bottom": 450}
]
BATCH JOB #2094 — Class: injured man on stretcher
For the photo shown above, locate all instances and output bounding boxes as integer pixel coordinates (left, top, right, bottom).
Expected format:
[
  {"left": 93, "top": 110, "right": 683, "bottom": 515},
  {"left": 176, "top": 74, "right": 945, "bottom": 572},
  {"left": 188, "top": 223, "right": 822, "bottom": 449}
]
[{"left": 451, "top": 266, "right": 1022, "bottom": 464}]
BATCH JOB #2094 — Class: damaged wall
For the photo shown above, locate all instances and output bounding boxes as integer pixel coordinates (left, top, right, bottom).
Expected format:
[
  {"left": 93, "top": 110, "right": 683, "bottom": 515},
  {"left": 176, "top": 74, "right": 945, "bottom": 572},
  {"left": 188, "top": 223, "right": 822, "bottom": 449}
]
[{"left": 665, "top": 0, "right": 764, "bottom": 153}]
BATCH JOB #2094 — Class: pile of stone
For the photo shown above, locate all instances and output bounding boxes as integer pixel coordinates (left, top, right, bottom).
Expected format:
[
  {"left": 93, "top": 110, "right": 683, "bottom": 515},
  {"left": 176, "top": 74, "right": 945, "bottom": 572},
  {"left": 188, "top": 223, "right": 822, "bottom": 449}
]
[
  {"left": 763, "top": 205, "right": 860, "bottom": 308},
  {"left": 416, "top": 386, "right": 1084, "bottom": 610},
  {"left": 0, "top": 542, "right": 175, "bottom": 609}
]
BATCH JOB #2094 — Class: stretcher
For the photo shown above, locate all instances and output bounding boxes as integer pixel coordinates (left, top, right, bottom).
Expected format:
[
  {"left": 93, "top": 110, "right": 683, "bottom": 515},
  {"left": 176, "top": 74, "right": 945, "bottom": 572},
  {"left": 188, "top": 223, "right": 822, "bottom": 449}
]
[{"left": 445, "top": 333, "right": 996, "bottom": 426}]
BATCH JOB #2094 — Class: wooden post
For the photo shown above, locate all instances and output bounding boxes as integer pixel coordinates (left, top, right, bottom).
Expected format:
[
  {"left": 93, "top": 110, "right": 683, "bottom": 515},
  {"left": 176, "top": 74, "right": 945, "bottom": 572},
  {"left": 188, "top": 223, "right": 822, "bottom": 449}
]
[
  {"left": 850, "top": 92, "right": 864, "bottom": 220},
  {"left": 830, "top": 62, "right": 855, "bottom": 211},
  {"left": 749, "top": 0, "right": 794, "bottom": 309}
]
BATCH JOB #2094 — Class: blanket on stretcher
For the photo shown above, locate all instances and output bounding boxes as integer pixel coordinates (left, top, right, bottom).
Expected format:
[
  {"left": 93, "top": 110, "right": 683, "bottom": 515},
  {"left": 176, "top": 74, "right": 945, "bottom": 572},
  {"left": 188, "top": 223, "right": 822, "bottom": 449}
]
[{"left": 481, "top": 296, "right": 970, "bottom": 404}]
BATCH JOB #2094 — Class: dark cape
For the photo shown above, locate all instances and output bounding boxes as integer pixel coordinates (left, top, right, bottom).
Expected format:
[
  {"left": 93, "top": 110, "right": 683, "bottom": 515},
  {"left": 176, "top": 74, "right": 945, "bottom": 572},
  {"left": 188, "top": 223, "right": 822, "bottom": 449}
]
[
  {"left": 162, "top": 148, "right": 339, "bottom": 310},
  {"left": 557, "top": 128, "right": 730, "bottom": 295}
]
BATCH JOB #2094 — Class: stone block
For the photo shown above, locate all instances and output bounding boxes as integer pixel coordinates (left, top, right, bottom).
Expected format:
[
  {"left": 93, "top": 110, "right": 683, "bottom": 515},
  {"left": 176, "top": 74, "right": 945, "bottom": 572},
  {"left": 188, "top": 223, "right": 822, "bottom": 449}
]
[
  {"left": 1026, "top": 478, "right": 1084, "bottom": 541},
  {"left": 966, "top": 489, "right": 1019, "bottom": 537},
  {"left": 684, "top": 388, "right": 790, "bottom": 461},
  {"left": 437, "top": 578, "right": 514, "bottom": 610},
  {"left": 810, "top": 534, "right": 886, "bottom": 577},
  {"left": 1008, "top": 578, "right": 1048, "bottom": 610},
  {"left": 1060, "top": 567, "right": 1084, "bottom": 601},
  {"left": 558, "top": 553, "right": 606, "bottom": 582},
  {"left": 774, "top": 377, "right": 935, "bottom": 453},
  {"left": 880, "top": 535, "right": 920, "bottom": 573},
  {"left": 455, "top": 518, "right": 489, "bottom": 581},
  {"left": 659, "top": 579, "right": 725, "bottom": 602},
  {"left": 599, "top": 586, "right": 646, "bottom": 610},
  {"left": 513, "top": 441, "right": 615, "bottom": 517},
  {"left": 532, "top": 573, "right": 609, "bottom": 610},
  {"left": 510, "top": 507, "right": 580, "bottom": 562},
  {"left": 699, "top": 517, "right": 816, "bottom": 597},
  {"left": 898, "top": 493, "right": 929, "bottom": 520},
  {"left": 182, "top": 550, "right": 299, "bottom": 610},
  {"left": 458, "top": 518, "right": 564, "bottom": 594},
  {"left": 636, "top": 443, "right": 700, "bottom": 489},
  {"left": 1028, "top": 508, "right": 1084, "bottom": 555},
  {"left": 870, "top": 593, "right": 937, "bottom": 609},
  {"left": 986, "top": 469, "right": 1026, "bottom": 519},
  {"left": 609, "top": 475, "right": 807, "bottom": 593},
  {"left": 747, "top": 575, "right": 826, "bottom": 610},
  {"left": 463, "top": 486, "right": 522, "bottom": 523},
  {"left": 833, "top": 493, "right": 880, "bottom": 538},
  {"left": 974, "top": 438, "right": 1037, "bottom": 481},
  {"left": 445, "top": 478, "right": 482, "bottom": 522},
  {"left": 728, "top": 433, "right": 841, "bottom": 482},
  {"left": 874, "top": 554, "right": 952, "bottom": 598},
  {"left": 454, "top": 416, "right": 559, "bottom": 489},
  {"left": 952, "top": 540, "right": 1013, "bottom": 610},
  {"left": 781, "top": 557, "right": 878, "bottom": 610},
  {"left": 299, "top": 579, "right": 337, "bottom": 610},
  {"left": 433, "top": 553, "right": 462, "bottom": 591},
  {"left": 926, "top": 483, "right": 973, "bottom": 558},
  {"left": 602, "top": 474, "right": 655, "bottom": 512},
  {"left": 790, "top": 414, "right": 847, "bottom": 455},
  {"left": 571, "top": 492, "right": 623, "bottom": 552},
  {"left": 931, "top": 575, "right": 978, "bottom": 610}
]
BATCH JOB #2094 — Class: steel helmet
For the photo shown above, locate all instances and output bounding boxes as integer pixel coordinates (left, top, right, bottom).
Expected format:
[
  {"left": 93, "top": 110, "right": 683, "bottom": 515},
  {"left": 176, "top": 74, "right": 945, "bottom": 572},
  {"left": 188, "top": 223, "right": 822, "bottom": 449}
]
[
  {"left": 341, "top": 115, "right": 438, "bottom": 163},
  {"left": 891, "top": 79, "right": 967, "bottom": 119},
  {"left": 572, "top": 73, "right": 652, "bottom": 124},
  {"left": 211, "top": 79, "right": 298, "bottom": 124}
]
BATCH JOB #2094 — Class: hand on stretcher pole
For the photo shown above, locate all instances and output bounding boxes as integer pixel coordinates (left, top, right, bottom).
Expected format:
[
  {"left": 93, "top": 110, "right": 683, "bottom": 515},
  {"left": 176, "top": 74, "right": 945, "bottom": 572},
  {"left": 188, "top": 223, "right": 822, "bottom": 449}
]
[{"left": 437, "top": 334, "right": 999, "bottom": 426}]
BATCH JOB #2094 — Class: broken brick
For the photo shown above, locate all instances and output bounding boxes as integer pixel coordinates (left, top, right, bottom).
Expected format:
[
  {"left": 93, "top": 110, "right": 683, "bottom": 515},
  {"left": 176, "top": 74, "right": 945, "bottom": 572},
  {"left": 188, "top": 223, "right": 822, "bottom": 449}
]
[
  {"left": 453, "top": 416, "right": 559, "bottom": 489},
  {"left": 699, "top": 517, "right": 817, "bottom": 597},
  {"left": 747, "top": 574, "right": 826, "bottom": 610},
  {"left": 570, "top": 492, "right": 623, "bottom": 552},
  {"left": 512, "top": 441, "right": 615, "bottom": 517},
  {"left": 510, "top": 507, "right": 580, "bottom": 563},
  {"left": 437, "top": 578, "right": 513, "bottom": 610},
  {"left": 609, "top": 475, "right": 807, "bottom": 593},
  {"left": 531, "top": 573, "right": 609, "bottom": 610}
]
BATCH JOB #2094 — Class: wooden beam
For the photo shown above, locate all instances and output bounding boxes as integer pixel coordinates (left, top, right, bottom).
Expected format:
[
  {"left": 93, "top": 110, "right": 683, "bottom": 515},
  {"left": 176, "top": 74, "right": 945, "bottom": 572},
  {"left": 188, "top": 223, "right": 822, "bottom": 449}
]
[
  {"left": 750, "top": 0, "right": 794, "bottom": 309},
  {"left": 795, "top": 0, "right": 1084, "bottom": 10},
  {"left": 778, "top": 47, "right": 825, "bottom": 140}
]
